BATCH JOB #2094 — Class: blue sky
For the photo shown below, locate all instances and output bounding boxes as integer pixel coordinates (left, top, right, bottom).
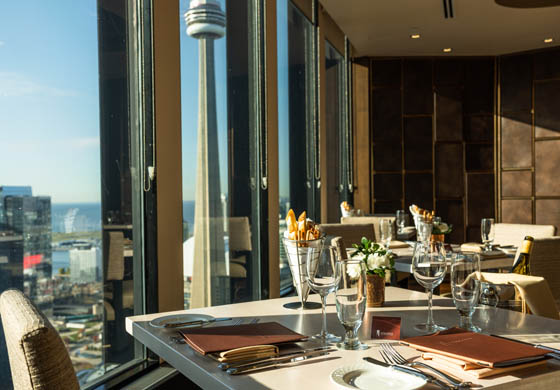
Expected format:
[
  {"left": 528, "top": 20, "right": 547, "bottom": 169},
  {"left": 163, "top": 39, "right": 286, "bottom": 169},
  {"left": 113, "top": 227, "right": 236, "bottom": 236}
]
[{"left": 0, "top": 0, "right": 289, "bottom": 204}]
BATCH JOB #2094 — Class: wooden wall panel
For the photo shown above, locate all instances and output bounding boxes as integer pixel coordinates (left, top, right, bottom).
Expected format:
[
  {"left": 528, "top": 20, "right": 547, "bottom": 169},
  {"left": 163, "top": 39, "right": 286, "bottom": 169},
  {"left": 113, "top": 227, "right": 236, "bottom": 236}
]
[
  {"left": 436, "top": 199, "right": 464, "bottom": 243},
  {"left": 371, "top": 59, "right": 401, "bottom": 87},
  {"left": 498, "top": 47, "right": 560, "bottom": 232},
  {"left": 404, "top": 117, "right": 432, "bottom": 170},
  {"left": 467, "top": 173, "right": 494, "bottom": 226},
  {"left": 435, "top": 86, "right": 463, "bottom": 141},
  {"left": 436, "top": 143, "right": 464, "bottom": 198}
]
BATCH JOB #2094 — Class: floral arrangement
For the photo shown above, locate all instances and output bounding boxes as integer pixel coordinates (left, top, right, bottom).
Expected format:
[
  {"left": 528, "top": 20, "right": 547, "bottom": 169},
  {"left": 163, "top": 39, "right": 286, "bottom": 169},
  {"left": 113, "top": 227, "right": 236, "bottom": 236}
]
[
  {"left": 349, "top": 237, "right": 395, "bottom": 278},
  {"left": 432, "top": 221, "right": 453, "bottom": 235}
]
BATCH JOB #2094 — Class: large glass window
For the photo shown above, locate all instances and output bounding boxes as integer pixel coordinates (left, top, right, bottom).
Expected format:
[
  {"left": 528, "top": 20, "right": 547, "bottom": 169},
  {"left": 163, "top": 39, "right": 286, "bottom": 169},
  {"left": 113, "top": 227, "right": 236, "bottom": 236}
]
[
  {"left": 324, "top": 40, "right": 351, "bottom": 222},
  {"left": 277, "top": 0, "right": 317, "bottom": 293},
  {"left": 0, "top": 1, "right": 148, "bottom": 388},
  {"left": 180, "top": 0, "right": 267, "bottom": 308}
]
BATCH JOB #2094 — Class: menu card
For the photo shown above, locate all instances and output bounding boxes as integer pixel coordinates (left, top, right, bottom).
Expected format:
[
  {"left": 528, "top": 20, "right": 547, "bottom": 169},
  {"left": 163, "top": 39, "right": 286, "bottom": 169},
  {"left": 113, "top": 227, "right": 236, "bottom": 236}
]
[
  {"left": 402, "top": 328, "right": 549, "bottom": 368},
  {"left": 180, "top": 322, "right": 306, "bottom": 355}
]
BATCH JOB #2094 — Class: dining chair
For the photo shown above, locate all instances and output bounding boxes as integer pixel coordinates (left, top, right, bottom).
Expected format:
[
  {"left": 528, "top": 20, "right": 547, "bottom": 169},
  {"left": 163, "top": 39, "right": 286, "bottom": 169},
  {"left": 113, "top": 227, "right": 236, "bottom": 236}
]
[
  {"left": 492, "top": 223, "right": 557, "bottom": 247},
  {"left": 318, "top": 223, "right": 375, "bottom": 250},
  {"left": 529, "top": 237, "right": 560, "bottom": 310},
  {"left": 340, "top": 215, "right": 397, "bottom": 243},
  {"left": 0, "top": 289, "right": 80, "bottom": 390}
]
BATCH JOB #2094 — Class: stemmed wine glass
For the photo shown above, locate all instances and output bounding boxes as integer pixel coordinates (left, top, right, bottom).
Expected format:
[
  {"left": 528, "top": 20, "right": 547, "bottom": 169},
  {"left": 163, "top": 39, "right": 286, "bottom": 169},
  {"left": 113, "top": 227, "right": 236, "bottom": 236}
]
[
  {"left": 451, "top": 253, "right": 482, "bottom": 332},
  {"left": 481, "top": 218, "right": 495, "bottom": 251},
  {"left": 335, "top": 259, "right": 368, "bottom": 350},
  {"left": 412, "top": 241, "right": 447, "bottom": 333},
  {"left": 417, "top": 221, "right": 433, "bottom": 243},
  {"left": 396, "top": 210, "right": 407, "bottom": 234},
  {"left": 305, "top": 245, "right": 342, "bottom": 342},
  {"left": 380, "top": 219, "right": 393, "bottom": 249}
]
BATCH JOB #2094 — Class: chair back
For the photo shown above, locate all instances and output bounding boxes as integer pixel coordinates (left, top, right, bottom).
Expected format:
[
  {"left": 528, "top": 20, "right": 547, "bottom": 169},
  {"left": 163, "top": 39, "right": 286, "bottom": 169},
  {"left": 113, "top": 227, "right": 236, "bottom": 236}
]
[
  {"left": 318, "top": 223, "right": 374, "bottom": 250},
  {"left": 228, "top": 217, "right": 252, "bottom": 252},
  {"left": 492, "top": 223, "right": 557, "bottom": 247},
  {"left": 530, "top": 237, "right": 560, "bottom": 308},
  {"left": 0, "top": 289, "right": 79, "bottom": 390},
  {"left": 340, "top": 215, "right": 397, "bottom": 242}
]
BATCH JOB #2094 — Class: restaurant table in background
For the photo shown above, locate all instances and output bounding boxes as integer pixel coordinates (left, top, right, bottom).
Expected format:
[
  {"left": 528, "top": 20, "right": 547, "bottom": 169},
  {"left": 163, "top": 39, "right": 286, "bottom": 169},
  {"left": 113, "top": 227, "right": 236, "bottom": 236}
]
[{"left": 126, "top": 287, "right": 560, "bottom": 390}]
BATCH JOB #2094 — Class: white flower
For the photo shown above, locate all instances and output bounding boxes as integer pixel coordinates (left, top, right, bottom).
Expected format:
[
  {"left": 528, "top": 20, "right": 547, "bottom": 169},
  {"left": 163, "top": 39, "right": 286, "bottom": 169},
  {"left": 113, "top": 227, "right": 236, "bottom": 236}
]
[
  {"left": 367, "top": 253, "right": 389, "bottom": 271},
  {"left": 435, "top": 222, "right": 449, "bottom": 232},
  {"left": 346, "top": 263, "right": 362, "bottom": 279}
]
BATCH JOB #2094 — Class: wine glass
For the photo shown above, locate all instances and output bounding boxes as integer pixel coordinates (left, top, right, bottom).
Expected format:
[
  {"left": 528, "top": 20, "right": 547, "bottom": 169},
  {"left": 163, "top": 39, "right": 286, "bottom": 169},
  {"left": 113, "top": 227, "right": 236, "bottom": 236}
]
[
  {"left": 396, "top": 210, "right": 407, "bottom": 234},
  {"left": 412, "top": 241, "right": 447, "bottom": 333},
  {"left": 380, "top": 219, "right": 393, "bottom": 249},
  {"left": 481, "top": 218, "right": 495, "bottom": 251},
  {"left": 335, "top": 259, "right": 368, "bottom": 350},
  {"left": 451, "top": 253, "right": 481, "bottom": 332},
  {"left": 417, "top": 221, "right": 433, "bottom": 243},
  {"left": 305, "top": 245, "right": 342, "bottom": 342}
]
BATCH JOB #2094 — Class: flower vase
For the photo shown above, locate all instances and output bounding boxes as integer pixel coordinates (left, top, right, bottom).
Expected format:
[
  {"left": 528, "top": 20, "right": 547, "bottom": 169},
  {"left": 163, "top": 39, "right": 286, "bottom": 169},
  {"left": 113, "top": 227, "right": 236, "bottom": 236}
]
[
  {"left": 431, "top": 234, "right": 445, "bottom": 243},
  {"left": 366, "top": 274, "right": 385, "bottom": 307}
]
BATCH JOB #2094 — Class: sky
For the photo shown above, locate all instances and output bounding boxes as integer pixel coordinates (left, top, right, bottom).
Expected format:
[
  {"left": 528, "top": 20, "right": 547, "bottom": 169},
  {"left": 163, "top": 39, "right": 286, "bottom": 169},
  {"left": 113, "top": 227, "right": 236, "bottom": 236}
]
[{"left": 0, "top": 0, "right": 290, "bottom": 204}]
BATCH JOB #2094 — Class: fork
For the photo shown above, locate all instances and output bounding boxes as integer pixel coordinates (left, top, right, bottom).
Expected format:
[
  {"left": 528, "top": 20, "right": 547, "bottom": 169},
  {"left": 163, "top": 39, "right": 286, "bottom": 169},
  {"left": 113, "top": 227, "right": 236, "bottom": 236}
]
[{"left": 381, "top": 343, "right": 470, "bottom": 389}]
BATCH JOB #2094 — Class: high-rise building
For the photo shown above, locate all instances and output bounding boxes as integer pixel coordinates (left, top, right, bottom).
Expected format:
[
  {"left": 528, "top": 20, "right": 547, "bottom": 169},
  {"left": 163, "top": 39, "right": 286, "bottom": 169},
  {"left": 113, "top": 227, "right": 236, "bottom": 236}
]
[{"left": 70, "top": 245, "right": 101, "bottom": 283}]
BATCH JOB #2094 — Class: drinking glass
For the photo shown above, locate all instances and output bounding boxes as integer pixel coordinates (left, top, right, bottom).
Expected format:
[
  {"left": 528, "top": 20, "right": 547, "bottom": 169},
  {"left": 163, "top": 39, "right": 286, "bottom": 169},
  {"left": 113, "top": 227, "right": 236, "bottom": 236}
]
[
  {"left": 305, "top": 245, "right": 342, "bottom": 342},
  {"left": 380, "top": 219, "right": 393, "bottom": 249},
  {"left": 396, "top": 210, "right": 407, "bottom": 234},
  {"left": 335, "top": 259, "right": 368, "bottom": 350},
  {"left": 481, "top": 218, "right": 495, "bottom": 251},
  {"left": 412, "top": 241, "right": 447, "bottom": 333},
  {"left": 451, "top": 253, "right": 481, "bottom": 332},
  {"left": 417, "top": 221, "right": 433, "bottom": 243}
]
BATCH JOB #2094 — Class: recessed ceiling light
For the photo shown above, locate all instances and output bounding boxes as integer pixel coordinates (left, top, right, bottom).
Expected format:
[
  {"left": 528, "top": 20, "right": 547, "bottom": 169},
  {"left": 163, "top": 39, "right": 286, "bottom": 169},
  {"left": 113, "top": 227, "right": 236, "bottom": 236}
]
[
  {"left": 544, "top": 38, "right": 554, "bottom": 43},
  {"left": 443, "top": 48, "right": 452, "bottom": 53},
  {"left": 410, "top": 34, "right": 421, "bottom": 39}
]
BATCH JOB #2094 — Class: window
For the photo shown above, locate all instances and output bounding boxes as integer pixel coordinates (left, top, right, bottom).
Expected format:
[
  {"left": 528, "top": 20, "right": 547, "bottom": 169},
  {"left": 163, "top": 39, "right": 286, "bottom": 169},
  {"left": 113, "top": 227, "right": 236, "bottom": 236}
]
[
  {"left": 277, "top": 0, "right": 318, "bottom": 293},
  {"left": 0, "top": 1, "right": 150, "bottom": 387},
  {"left": 181, "top": 0, "right": 268, "bottom": 308}
]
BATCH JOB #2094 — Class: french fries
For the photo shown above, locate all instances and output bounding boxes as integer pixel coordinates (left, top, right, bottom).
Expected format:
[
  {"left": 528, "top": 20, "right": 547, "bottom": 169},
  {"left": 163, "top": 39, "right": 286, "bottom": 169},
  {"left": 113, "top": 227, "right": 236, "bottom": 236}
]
[
  {"left": 284, "top": 209, "right": 320, "bottom": 241},
  {"left": 411, "top": 204, "right": 435, "bottom": 223}
]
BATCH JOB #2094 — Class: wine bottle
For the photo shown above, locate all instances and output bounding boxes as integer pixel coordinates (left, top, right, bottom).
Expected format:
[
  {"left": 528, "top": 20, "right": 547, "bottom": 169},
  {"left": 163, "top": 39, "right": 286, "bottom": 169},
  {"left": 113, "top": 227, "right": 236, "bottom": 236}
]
[{"left": 511, "top": 236, "right": 534, "bottom": 275}]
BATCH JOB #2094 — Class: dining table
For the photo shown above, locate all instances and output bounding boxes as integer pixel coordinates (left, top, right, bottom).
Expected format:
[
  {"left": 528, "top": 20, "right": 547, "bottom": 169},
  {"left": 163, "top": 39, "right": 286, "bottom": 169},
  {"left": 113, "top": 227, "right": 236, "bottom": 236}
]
[{"left": 126, "top": 287, "right": 560, "bottom": 389}]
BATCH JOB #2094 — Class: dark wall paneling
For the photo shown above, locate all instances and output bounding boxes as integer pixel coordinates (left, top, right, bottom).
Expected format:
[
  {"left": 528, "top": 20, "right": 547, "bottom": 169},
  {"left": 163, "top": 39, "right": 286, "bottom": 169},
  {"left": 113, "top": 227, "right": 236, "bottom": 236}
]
[
  {"left": 535, "top": 139, "right": 560, "bottom": 196},
  {"left": 405, "top": 173, "right": 433, "bottom": 210},
  {"left": 404, "top": 117, "right": 432, "bottom": 170},
  {"left": 467, "top": 173, "right": 494, "bottom": 226},
  {"left": 535, "top": 80, "right": 560, "bottom": 138},
  {"left": 502, "top": 199, "right": 532, "bottom": 224},
  {"left": 502, "top": 171, "right": 532, "bottom": 197},
  {"left": 435, "top": 86, "right": 463, "bottom": 141},
  {"left": 499, "top": 47, "right": 560, "bottom": 231},
  {"left": 501, "top": 112, "right": 532, "bottom": 168},
  {"left": 368, "top": 57, "right": 495, "bottom": 243},
  {"left": 435, "top": 143, "right": 464, "bottom": 198},
  {"left": 436, "top": 199, "right": 464, "bottom": 243},
  {"left": 500, "top": 55, "right": 532, "bottom": 112}
]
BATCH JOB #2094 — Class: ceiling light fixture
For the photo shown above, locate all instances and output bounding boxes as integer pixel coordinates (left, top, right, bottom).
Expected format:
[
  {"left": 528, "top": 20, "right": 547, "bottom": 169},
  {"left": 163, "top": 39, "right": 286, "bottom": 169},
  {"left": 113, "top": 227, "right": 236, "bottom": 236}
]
[
  {"left": 443, "top": 48, "right": 452, "bottom": 53},
  {"left": 410, "top": 34, "right": 421, "bottom": 39},
  {"left": 544, "top": 38, "right": 554, "bottom": 43}
]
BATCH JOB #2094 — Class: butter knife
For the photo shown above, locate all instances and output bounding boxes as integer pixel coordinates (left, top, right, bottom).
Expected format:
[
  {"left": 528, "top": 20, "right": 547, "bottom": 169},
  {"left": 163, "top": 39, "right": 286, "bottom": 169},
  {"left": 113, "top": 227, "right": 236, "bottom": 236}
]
[
  {"left": 163, "top": 317, "right": 232, "bottom": 328},
  {"left": 226, "top": 349, "right": 332, "bottom": 375},
  {"left": 363, "top": 357, "right": 452, "bottom": 390},
  {"left": 218, "top": 346, "right": 330, "bottom": 370}
]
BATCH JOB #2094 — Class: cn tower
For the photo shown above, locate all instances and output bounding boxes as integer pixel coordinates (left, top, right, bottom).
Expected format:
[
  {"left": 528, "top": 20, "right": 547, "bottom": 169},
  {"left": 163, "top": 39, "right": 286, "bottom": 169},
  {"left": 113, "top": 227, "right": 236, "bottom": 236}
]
[{"left": 185, "top": 0, "right": 226, "bottom": 308}]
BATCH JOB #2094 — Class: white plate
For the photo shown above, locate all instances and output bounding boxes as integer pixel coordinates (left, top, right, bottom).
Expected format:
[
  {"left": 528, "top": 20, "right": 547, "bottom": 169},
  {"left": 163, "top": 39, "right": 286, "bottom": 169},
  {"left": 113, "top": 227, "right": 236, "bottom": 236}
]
[
  {"left": 149, "top": 313, "right": 214, "bottom": 328},
  {"left": 331, "top": 362, "right": 426, "bottom": 390}
]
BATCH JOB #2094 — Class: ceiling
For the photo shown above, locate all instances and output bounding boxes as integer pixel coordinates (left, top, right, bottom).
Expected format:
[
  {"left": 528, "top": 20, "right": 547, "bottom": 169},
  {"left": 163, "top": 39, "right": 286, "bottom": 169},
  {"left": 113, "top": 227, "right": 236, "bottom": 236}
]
[{"left": 319, "top": 0, "right": 560, "bottom": 57}]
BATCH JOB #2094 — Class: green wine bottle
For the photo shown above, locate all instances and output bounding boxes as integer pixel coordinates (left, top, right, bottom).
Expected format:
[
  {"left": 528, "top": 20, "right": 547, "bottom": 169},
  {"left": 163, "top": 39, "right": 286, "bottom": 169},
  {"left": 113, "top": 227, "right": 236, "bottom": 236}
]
[{"left": 511, "top": 236, "right": 534, "bottom": 275}]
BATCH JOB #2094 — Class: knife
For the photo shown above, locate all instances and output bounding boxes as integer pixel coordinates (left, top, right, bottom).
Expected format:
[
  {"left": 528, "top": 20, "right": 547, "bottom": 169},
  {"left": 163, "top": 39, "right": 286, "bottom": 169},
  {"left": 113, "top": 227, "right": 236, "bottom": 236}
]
[
  {"left": 218, "top": 346, "right": 331, "bottom": 370},
  {"left": 363, "top": 357, "right": 452, "bottom": 390},
  {"left": 226, "top": 349, "right": 333, "bottom": 375},
  {"left": 163, "top": 317, "right": 232, "bottom": 328}
]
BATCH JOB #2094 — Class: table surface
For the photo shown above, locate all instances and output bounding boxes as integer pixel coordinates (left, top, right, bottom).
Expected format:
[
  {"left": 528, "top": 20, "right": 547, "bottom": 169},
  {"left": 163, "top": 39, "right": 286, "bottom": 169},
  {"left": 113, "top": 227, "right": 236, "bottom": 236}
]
[
  {"left": 391, "top": 246, "right": 514, "bottom": 274},
  {"left": 127, "top": 287, "right": 560, "bottom": 390}
]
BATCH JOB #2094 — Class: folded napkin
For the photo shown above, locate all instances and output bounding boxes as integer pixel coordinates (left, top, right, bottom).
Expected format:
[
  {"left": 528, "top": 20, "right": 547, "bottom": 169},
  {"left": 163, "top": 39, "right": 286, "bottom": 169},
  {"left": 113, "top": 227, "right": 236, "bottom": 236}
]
[
  {"left": 180, "top": 322, "right": 306, "bottom": 355},
  {"left": 460, "top": 242, "right": 483, "bottom": 253},
  {"left": 215, "top": 345, "right": 279, "bottom": 363},
  {"left": 478, "top": 272, "right": 560, "bottom": 320},
  {"left": 403, "top": 327, "right": 549, "bottom": 368},
  {"left": 388, "top": 240, "right": 410, "bottom": 249},
  {"left": 420, "top": 352, "right": 547, "bottom": 379}
]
